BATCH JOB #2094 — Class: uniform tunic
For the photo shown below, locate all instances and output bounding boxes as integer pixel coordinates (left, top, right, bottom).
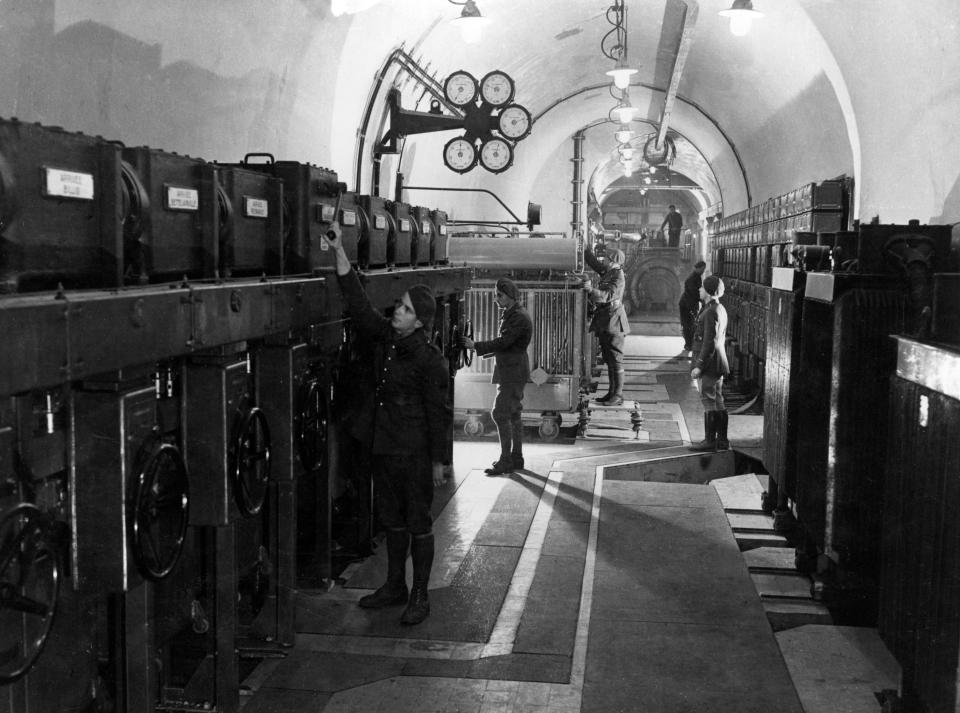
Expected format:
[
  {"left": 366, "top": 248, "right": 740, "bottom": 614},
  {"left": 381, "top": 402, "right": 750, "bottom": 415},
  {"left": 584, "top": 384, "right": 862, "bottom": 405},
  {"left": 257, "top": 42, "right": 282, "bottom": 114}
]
[
  {"left": 338, "top": 268, "right": 451, "bottom": 532},
  {"left": 584, "top": 247, "right": 630, "bottom": 371},
  {"left": 692, "top": 298, "right": 730, "bottom": 410}
]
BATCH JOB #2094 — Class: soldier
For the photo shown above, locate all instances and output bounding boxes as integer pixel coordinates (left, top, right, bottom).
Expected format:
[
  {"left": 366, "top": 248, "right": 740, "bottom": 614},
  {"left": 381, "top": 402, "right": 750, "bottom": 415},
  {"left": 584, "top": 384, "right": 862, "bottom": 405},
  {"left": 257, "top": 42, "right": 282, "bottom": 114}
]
[
  {"left": 325, "top": 222, "right": 451, "bottom": 626},
  {"left": 583, "top": 244, "right": 631, "bottom": 406},
  {"left": 688, "top": 275, "right": 731, "bottom": 451},
  {"left": 463, "top": 278, "right": 533, "bottom": 476}
]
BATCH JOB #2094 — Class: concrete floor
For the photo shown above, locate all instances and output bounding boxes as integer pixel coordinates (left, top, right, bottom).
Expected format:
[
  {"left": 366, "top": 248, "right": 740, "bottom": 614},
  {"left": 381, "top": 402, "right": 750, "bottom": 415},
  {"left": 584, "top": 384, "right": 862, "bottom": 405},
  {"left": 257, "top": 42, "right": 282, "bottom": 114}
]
[{"left": 239, "top": 328, "right": 900, "bottom": 713}]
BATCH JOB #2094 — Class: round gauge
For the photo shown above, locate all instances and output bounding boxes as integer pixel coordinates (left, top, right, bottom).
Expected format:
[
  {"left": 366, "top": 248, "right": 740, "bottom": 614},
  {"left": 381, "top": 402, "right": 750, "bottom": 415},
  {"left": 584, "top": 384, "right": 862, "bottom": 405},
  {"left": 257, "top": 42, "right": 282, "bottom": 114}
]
[
  {"left": 479, "top": 138, "right": 513, "bottom": 173},
  {"left": 480, "top": 70, "right": 515, "bottom": 107},
  {"left": 444, "top": 70, "right": 478, "bottom": 107},
  {"left": 497, "top": 104, "right": 531, "bottom": 141},
  {"left": 443, "top": 137, "right": 477, "bottom": 174}
]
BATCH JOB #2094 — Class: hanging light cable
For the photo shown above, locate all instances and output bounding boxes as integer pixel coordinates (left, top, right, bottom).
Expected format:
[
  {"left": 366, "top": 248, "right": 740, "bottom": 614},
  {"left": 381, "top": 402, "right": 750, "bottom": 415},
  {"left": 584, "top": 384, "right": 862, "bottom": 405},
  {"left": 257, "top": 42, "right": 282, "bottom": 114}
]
[{"left": 601, "top": 1, "right": 637, "bottom": 88}]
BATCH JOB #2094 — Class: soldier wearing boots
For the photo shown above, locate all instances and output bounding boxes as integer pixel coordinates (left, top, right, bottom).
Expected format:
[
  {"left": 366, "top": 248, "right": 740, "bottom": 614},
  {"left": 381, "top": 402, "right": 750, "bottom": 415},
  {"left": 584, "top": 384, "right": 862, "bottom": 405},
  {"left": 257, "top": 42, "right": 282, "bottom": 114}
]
[
  {"left": 462, "top": 278, "right": 533, "bottom": 476},
  {"left": 688, "top": 275, "right": 730, "bottom": 451},
  {"left": 583, "top": 244, "right": 631, "bottom": 406},
  {"left": 326, "top": 222, "right": 451, "bottom": 626}
]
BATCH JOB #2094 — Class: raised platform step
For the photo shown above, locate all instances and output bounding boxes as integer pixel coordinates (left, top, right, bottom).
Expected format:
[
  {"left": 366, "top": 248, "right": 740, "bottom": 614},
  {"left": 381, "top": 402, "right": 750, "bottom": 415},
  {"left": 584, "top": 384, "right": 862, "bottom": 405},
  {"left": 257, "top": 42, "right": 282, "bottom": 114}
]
[
  {"left": 764, "top": 599, "right": 834, "bottom": 631},
  {"left": 736, "top": 531, "right": 791, "bottom": 550}
]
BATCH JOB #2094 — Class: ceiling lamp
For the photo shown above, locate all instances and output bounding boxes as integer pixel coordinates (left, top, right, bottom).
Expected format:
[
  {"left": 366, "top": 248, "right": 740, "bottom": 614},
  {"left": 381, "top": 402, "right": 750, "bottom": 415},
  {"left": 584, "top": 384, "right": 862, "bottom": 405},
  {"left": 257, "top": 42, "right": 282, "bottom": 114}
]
[
  {"left": 619, "top": 146, "right": 635, "bottom": 161},
  {"left": 719, "top": 0, "right": 763, "bottom": 36},
  {"left": 611, "top": 101, "right": 637, "bottom": 124},
  {"left": 450, "top": 0, "right": 492, "bottom": 44},
  {"left": 606, "top": 58, "right": 637, "bottom": 90},
  {"left": 643, "top": 176, "right": 652, "bottom": 185},
  {"left": 614, "top": 125, "right": 634, "bottom": 144},
  {"left": 624, "top": 165, "right": 634, "bottom": 178}
]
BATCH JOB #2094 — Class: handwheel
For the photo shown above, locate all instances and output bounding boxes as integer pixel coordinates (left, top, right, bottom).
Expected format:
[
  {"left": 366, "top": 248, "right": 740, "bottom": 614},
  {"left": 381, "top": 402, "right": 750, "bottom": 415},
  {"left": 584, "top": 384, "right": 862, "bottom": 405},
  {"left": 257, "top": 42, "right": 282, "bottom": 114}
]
[
  {"left": 0, "top": 503, "right": 60, "bottom": 683},
  {"left": 295, "top": 379, "right": 329, "bottom": 472},
  {"left": 538, "top": 417, "right": 560, "bottom": 441},
  {"left": 231, "top": 407, "right": 272, "bottom": 517},
  {"left": 132, "top": 438, "right": 190, "bottom": 580}
]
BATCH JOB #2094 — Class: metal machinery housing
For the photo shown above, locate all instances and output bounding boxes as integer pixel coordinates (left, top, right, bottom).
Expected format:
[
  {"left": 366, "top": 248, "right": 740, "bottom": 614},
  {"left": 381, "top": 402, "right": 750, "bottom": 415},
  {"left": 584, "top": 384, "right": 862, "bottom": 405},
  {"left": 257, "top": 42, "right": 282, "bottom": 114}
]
[{"left": 0, "top": 117, "right": 470, "bottom": 713}]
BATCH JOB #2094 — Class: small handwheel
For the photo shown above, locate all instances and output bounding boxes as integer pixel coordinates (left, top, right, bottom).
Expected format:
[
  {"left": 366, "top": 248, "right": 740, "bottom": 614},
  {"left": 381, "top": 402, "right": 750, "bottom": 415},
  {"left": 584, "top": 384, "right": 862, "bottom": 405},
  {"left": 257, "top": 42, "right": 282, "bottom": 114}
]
[
  {"left": 295, "top": 379, "right": 329, "bottom": 472},
  {"left": 463, "top": 417, "right": 485, "bottom": 438},
  {"left": 0, "top": 503, "right": 60, "bottom": 683},
  {"left": 538, "top": 417, "right": 561, "bottom": 441},
  {"left": 231, "top": 407, "right": 272, "bottom": 517},
  {"left": 132, "top": 439, "right": 190, "bottom": 580}
]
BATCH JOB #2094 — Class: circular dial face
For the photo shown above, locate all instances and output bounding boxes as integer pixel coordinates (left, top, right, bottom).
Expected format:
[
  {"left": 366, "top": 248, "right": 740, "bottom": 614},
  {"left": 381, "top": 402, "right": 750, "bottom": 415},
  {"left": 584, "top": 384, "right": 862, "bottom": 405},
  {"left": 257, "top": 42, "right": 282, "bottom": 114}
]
[
  {"left": 479, "top": 138, "right": 513, "bottom": 173},
  {"left": 497, "top": 104, "right": 531, "bottom": 140},
  {"left": 443, "top": 137, "right": 477, "bottom": 173},
  {"left": 444, "top": 71, "right": 478, "bottom": 107},
  {"left": 480, "top": 70, "right": 515, "bottom": 107}
]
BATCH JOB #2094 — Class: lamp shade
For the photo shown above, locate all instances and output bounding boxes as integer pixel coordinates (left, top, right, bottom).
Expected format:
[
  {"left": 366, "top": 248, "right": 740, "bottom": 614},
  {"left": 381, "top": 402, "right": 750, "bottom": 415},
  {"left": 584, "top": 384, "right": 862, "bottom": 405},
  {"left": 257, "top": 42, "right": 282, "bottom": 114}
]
[
  {"left": 453, "top": 0, "right": 492, "bottom": 44},
  {"left": 611, "top": 104, "right": 637, "bottom": 123},
  {"left": 614, "top": 126, "right": 634, "bottom": 144},
  {"left": 719, "top": 0, "right": 763, "bottom": 36},
  {"left": 605, "top": 58, "right": 637, "bottom": 90}
]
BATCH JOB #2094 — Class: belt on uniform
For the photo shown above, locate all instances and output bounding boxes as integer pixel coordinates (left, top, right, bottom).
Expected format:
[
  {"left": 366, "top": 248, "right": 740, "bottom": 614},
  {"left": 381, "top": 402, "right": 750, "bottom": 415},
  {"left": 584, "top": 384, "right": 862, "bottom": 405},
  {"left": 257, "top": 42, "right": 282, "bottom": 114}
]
[{"left": 608, "top": 299, "right": 622, "bottom": 309}]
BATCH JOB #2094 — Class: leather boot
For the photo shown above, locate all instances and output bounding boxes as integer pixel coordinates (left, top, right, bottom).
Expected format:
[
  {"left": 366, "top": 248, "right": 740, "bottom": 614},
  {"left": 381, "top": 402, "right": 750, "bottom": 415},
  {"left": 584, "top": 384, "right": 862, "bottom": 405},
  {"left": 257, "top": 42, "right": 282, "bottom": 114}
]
[
  {"left": 401, "top": 533, "right": 433, "bottom": 625},
  {"left": 358, "top": 529, "right": 408, "bottom": 608},
  {"left": 595, "top": 363, "right": 615, "bottom": 403},
  {"left": 688, "top": 411, "right": 717, "bottom": 452},
  {"left": 606, "top": 369, "right": 625, "bottom": 406},
  {"left": 715, "top": 410, "right": 730, "bottom": 451},
  {"left": 510, "top": 414, "right": 524, "bottom": 469}
]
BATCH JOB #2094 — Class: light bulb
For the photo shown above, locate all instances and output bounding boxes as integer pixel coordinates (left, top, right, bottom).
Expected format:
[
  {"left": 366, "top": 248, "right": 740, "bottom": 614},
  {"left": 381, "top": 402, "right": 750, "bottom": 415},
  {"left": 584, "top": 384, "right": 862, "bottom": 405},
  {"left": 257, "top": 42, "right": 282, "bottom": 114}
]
[
  {"left": 620, "top": 147, "right": 635, "bottom": 160},
  {"left": 624, "top": 166, "right": 633, "bottom": 177},
  {"left": 455, "top": 15, "right": 491, "bottom": 44},
  {"left": 606, "top": 59, "right": 637, "bottom": 90},
  {"left": 643, "top": 176, "right": 652, "bottom": 185},
  {"left": 614, "top": 126, "right": 634, "bottom": 144},
  {"left": 611, "top": 105, "right": 636, "bottom": 124},
  {"left": 729, "top": 14, "right": 753, "bottom": 35},
  {"left": 649, "top": 165, "right": 657, "bottom": 174}
]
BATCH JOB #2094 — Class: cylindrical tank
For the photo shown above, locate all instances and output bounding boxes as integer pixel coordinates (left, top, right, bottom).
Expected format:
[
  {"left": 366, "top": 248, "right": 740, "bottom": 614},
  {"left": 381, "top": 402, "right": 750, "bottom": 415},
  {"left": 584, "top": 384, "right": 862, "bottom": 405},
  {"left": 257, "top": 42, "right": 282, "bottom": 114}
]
[{"left": 448, "top": 235, "right": 580, "bottom": 272}]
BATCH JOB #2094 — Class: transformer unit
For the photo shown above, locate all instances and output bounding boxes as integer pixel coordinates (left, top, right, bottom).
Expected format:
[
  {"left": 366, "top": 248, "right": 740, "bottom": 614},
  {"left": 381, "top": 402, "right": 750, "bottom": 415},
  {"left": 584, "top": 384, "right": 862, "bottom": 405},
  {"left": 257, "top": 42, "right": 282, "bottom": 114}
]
[
  {"left": 214, "top": 163, "right": 283, "bottom": 278},
  {"left": 0, "top": 118, "right": 124, "bottom": 292},
  {"left": 430, "top": 209, "right": 449, "bottom": 264},
  {"left": 385, "top": 199, "right": 413, "bottom": 267},
  {"left": 120, "top": 146, "right": 219, "bottom": 282},
  {"left": 356, "top": 194, "right": 389, "bottom": 269}
]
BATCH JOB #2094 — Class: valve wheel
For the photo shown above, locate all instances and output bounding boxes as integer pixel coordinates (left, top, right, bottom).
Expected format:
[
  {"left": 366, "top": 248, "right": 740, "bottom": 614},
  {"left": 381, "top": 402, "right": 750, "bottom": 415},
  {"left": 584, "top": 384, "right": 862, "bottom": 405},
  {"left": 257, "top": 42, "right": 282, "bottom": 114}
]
[
  {"left": 463, "top": 417, "right": 485, "bottom": 438},
  {"left": 231, "top": 407, "right": 272, "bottom": 517},
  {"left": 132, "top": 439, "right": 190, "bottom": 581},
  {"left": 0, "top": 503, "right": 60, "bottom": 683},
  {"left": 538, "top": 417, "right": 561, "bottom": 441},
  {"left": 295, "top": 379, "right": 329, "bottom": 472}
]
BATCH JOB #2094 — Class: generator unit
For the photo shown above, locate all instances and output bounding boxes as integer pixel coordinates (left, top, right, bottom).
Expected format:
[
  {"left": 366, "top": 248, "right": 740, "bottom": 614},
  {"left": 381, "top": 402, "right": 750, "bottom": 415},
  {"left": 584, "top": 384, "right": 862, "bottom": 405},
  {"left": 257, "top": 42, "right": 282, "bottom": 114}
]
[
  {"left": 385, "top": 199, "right": 413, "bottom": 268},
  {"left": 880, "top": 336, "right": 960, "bottom": 713},
  {"left": 788, "top": 220, "right": 952, "bottom": 616},
  {"left": 411, "top": 206, "right": 433, "bottom": 266},
  {"left": 0, "top": 118, "right": 124, "bottom": 292},
  {"left": 120, "top": 146, "right": 219, "bottom": 282},
  {"left": 236, "top": 154, "right": 345, "bottom": 275},
  {"left": 430, "top": 209, "right": 449, "bottom": 265},
  {"left": 356, "top": 194, "right": 389, "bottom": 269},
  {"left": 214, "top": 163, "right": 283, "bottom": 278},
  {"left": 449, "top": 235, "right": 588, "bottom": 439}
]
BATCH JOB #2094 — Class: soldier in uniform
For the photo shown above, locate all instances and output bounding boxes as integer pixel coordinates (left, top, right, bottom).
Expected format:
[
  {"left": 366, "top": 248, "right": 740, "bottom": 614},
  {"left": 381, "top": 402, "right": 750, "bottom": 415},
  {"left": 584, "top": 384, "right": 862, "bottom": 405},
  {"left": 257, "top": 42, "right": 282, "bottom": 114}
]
[
  {"left": 583, "top": 244, "right": 631, "bottom": 406},
  {"left": 463, "top": 278, "right": 533, "bottom": 476},
  {"left": 688, "top": 275, "right": 730, "bottom": 451},
  {"left": 325, "top": 222, "right": 451, "bottom": 626}
]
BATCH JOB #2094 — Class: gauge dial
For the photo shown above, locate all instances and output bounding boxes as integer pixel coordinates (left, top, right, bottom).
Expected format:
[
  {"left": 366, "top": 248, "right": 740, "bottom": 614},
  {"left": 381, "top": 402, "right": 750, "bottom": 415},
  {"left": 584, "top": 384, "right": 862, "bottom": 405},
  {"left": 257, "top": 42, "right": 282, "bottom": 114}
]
[
  {"left": 443, "top": 137, "right": 477, "bottom": 174},
  {"left": 497, "top": 104, "right": 531, "bottom": 140},
  {"left": 480, "top": 70, "right": 515, "bottom": 107},
  {"left": 479, "top": 138, "right": 513, "bottom": 173},
  {"left": 444, "top": 70, "right": 478, "bottom": 107}
]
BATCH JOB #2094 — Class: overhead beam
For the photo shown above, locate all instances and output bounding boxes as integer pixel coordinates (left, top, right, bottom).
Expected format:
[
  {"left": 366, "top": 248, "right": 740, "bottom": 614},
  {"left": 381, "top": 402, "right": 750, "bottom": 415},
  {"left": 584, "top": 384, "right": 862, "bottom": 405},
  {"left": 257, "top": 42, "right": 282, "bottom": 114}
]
[{"left": 656, "top": 0, "right": 699, "bottom": 151}]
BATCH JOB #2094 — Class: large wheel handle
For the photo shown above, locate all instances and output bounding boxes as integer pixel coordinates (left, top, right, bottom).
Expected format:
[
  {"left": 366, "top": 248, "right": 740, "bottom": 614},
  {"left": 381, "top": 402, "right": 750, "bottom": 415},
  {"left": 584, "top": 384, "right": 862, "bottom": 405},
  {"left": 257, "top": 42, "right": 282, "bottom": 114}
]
[
  {"left": 295, "top": 379, "right": 328, "bottom": 472},
  {"left": 232, "top": 407, "right": 272, "bottom": 517},
  {"left": 132, "top": 442, "right": 190, "bottom": 581},
  {"left": 0, "top": 503, "right": 60, "bottom": 683}
]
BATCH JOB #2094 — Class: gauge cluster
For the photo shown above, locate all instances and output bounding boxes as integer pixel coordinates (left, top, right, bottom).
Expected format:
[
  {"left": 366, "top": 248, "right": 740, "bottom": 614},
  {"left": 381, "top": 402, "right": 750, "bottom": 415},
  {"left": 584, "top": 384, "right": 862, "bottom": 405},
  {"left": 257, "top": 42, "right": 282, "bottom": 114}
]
[{"left": 439, "top": 69, "right": 531, "bottom": 174}]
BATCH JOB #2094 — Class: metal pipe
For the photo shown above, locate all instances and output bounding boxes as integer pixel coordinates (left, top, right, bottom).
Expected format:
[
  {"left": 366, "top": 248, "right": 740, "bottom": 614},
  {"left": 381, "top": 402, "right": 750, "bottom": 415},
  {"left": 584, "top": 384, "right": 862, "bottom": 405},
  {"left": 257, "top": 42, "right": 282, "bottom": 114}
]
[{"left": 571, "top": 129, "right": 585, "bottom": 239}]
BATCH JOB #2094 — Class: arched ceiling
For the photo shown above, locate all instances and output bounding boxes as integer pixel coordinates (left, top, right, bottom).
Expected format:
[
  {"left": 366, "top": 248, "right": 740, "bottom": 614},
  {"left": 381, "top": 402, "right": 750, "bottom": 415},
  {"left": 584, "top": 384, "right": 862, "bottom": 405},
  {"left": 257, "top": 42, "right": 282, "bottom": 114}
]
[{"left": 324, "top": 0, "right": 853, "bottom": 235}]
